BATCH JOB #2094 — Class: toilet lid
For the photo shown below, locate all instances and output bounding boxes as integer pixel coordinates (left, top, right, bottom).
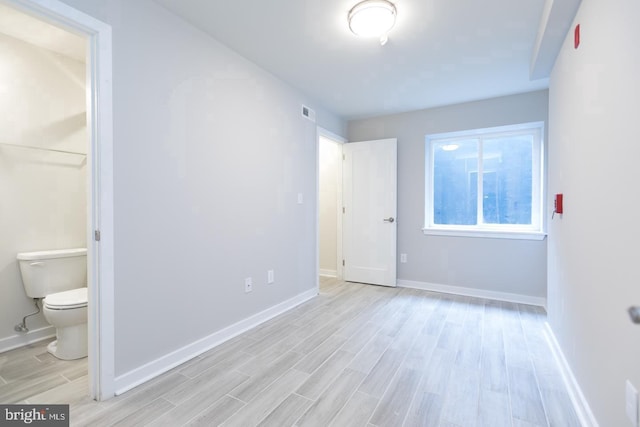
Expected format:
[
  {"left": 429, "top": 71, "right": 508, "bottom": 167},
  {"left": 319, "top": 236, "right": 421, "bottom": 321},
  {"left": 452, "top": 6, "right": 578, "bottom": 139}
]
[{"left": 44, "top": 287, "right": 88, "bottom": 309}]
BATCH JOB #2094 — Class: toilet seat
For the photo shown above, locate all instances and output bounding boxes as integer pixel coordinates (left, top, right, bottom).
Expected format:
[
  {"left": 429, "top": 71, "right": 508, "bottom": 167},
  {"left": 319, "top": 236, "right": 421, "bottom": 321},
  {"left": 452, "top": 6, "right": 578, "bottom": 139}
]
[{"left": 44, "top": 287, "right": 87, "bottom": 310}]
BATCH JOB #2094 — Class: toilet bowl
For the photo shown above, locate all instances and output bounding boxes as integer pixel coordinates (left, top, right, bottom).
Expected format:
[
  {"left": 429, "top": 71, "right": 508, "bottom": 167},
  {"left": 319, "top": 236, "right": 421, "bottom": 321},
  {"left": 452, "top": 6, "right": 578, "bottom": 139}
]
[
  {"left": 16, "top": 248, "right": 88, "bottom": 360},
  {"left": 43, "top": 287, "right": 88, "bottom": 360}
]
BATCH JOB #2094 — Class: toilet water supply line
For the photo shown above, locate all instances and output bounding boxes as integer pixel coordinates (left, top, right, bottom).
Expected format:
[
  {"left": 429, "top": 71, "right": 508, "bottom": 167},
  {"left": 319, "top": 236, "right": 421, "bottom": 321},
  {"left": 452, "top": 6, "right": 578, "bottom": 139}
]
[{"left": 15, "top": 298, "right": 41, "bottom": 333}]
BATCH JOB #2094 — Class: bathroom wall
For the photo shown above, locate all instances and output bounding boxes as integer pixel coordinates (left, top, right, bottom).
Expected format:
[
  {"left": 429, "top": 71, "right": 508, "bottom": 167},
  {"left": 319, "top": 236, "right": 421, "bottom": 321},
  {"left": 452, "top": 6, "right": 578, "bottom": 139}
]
[
  {"left": 0, "top": 33, "right": 87, "bottom": 352},
  {"left": 319, "top": 137, "right": 342, "bottom": 277}
]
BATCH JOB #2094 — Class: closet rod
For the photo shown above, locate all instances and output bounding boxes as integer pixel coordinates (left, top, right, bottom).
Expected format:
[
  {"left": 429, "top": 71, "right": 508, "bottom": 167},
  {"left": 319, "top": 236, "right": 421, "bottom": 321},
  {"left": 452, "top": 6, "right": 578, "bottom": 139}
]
[{"left": 0, "top": 142, "right": 86, "bottom": 156}]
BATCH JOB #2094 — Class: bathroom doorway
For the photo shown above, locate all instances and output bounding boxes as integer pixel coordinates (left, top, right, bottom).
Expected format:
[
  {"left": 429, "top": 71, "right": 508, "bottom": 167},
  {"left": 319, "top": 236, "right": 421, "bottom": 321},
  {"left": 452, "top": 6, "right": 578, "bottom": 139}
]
[
  {"left": 317, "top": 128, "right": 345, "bottom": 287},
  {"left": 0, "top": 0, "right": 114, "bottom": 400}
]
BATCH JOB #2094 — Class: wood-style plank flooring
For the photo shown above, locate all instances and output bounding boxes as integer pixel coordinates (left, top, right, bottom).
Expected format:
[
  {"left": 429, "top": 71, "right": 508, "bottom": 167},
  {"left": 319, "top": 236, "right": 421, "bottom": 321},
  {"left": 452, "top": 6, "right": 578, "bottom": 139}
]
[
  {"left": 1, "top": 277, "right": 581, "bottom": 426},
  {"left": 0, "top": 338, "right": 87, "bottom": 404}
]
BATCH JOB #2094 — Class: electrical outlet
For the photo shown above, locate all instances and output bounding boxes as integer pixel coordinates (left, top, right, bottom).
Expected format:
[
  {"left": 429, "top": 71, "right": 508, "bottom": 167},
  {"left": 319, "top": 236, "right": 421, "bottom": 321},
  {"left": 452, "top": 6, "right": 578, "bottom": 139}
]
[
  {"left": 244, "top": 277, "right": 253, "bottom": 293},
  {"left": 400, "top": 253, "right": 407, "bottom": 263},
  {"left": 626, "top": 380, "right": 639, "bottom": 427},
  {"left": 267, "top": 270, "right": 275, "bottom": 284},
  {"left": 297, "top": 193, "right": 304, "bottom": 204}
]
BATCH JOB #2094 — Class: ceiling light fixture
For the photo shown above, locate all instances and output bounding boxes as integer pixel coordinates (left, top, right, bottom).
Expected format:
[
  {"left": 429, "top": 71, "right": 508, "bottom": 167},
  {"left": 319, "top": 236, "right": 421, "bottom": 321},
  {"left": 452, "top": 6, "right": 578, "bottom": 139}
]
[{"left": 348, "top": 0, "right": 397, "bottom": 46}]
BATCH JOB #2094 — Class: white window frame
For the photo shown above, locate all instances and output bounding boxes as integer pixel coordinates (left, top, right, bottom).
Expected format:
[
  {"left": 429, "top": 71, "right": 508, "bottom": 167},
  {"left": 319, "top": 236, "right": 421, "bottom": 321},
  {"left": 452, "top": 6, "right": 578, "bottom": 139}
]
[{"left": 424, "top": 122, "right": 546, "bottom": 240}]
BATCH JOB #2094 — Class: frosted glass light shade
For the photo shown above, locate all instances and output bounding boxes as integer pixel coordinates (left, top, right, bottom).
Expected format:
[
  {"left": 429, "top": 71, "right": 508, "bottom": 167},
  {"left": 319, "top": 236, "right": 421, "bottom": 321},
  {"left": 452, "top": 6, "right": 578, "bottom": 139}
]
[{"left": 348, "top": 0, "right": 397, "bottom": 38}]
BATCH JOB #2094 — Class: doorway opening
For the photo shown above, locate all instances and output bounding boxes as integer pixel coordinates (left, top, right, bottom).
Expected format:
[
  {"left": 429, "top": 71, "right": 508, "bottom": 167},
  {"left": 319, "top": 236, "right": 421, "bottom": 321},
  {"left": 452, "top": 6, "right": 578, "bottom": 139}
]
[
  {"left": 1, "top": 0, "right": 114, "bottom": 400},
  {"left": 317, "top": 129, "right": 345, "bottom": 286}
]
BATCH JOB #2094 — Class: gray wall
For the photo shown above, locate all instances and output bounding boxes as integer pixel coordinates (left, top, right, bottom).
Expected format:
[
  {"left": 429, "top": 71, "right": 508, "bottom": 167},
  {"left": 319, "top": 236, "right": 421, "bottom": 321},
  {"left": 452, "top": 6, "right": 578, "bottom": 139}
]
[
  {"left": 57, "top": 0, "right": 345, "bottom": 376},
  {"left": 547, "top": 0, "right": 640, "bottom": 424},
  {"left": 348, "top": 91, "right": 548, "bottom": 299}
]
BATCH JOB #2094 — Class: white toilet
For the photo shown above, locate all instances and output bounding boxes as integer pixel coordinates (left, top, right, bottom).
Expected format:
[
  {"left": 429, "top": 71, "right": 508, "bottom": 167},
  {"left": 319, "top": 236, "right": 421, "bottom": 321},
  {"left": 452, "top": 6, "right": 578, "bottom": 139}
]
[{"left": 17, "top": 248, "right": 88, "bottom": 360}]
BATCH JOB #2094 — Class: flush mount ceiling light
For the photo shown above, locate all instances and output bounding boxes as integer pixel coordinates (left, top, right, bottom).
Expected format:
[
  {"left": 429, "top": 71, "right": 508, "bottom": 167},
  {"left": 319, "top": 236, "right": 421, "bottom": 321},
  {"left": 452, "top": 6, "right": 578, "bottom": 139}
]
[{"left": 348, "top": 0, "right": 397, "bottom": 45}]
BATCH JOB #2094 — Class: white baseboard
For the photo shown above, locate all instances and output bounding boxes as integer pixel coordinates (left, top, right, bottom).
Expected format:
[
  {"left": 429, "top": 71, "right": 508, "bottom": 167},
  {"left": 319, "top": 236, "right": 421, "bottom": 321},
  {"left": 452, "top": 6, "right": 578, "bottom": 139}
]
[
  {"left": 113, "top": 288, "right": 318, "bottom": 395},
  {"left": 319, "top": 269, "right": 337, "bottom": 277},
  {"left": 397, "top": 279, "right": 546, "bottom": 308},
  {"left": 544, "top": 323, "right": 599, "bottom": 427},
  {"left": 0, "top": 326, "right": 56, "bottom": 354}
]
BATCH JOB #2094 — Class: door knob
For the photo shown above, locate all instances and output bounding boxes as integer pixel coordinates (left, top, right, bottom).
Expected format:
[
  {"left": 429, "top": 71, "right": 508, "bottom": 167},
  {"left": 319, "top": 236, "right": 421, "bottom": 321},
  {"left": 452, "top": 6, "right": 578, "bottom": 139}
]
[
  {"left": 629, "top": 306, "right": 640, "bottom": 324},
  {"left": 383, "top": 217, "right": 395, "bottom": 223}
]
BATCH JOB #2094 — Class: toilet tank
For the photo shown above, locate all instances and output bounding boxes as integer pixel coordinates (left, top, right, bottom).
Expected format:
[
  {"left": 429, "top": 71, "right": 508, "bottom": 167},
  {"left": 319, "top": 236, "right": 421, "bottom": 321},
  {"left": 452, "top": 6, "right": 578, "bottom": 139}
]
[{"left": 16, "top": 248, "right": 87, "bottom": 298}]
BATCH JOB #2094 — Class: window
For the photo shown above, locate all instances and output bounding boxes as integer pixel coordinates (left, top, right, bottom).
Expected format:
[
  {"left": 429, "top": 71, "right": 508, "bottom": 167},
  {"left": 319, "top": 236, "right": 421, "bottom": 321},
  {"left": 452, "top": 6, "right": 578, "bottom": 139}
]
[{"left": 424, "top": 122, "right": 545, "bottom": 240}]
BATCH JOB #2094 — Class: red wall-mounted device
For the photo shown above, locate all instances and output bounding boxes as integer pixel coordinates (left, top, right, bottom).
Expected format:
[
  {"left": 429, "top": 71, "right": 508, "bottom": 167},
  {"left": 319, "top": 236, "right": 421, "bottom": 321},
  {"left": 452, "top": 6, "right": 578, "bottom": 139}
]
[{"left": 554, "top": 193, "right": 564, "bottom": 214}]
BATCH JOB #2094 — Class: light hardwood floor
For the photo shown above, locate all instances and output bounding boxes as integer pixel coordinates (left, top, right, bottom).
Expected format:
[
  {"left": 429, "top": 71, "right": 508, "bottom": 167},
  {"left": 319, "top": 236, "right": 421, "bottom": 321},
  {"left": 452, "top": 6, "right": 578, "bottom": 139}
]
[{"left": 1, "top": 278, "right": 581, "bottom": 426}]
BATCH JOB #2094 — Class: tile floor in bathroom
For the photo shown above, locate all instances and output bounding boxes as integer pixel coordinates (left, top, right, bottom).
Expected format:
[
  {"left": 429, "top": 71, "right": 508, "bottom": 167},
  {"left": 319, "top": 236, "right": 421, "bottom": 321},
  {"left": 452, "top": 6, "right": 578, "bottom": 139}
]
[{"left": 0, "top": 337, "right": 87, "bottom": 404}]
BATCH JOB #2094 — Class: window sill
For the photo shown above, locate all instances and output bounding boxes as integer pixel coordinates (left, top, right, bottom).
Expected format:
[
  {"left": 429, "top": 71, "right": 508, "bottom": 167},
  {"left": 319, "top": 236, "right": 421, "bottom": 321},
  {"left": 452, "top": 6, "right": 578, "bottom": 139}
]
[{"left": 422, "top": 228, "right": 547, "bottom": 241}]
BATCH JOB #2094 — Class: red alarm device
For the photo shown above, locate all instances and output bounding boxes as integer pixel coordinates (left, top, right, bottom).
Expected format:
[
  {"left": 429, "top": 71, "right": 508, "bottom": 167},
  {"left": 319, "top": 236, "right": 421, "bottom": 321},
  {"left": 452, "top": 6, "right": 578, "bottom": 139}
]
[{"left": 554, "top": 194, "right": 563, "bottom": 214}]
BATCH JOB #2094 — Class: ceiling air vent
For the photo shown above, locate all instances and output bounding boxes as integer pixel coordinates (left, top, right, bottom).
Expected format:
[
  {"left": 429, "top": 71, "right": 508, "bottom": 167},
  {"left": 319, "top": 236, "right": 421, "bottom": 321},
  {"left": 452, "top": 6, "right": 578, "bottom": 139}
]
[{"left": 302, "top": 105, "right": 316, "bottom": 122}]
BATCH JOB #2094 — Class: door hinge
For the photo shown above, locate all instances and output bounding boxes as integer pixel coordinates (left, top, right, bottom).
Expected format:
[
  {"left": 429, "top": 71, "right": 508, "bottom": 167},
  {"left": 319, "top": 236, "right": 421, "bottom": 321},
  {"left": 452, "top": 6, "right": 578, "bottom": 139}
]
[
  {"left": 342, "top": 207, "right": 345, "bottom": 214},
  {"left": 342, "top": 154, "right": 345, "bottom": 160},
  {"left": 94, "top": 230, "right": 101, "bottom": 242},
  {"left": 342, "top": 259, "right": 345, "bottom": 266}
]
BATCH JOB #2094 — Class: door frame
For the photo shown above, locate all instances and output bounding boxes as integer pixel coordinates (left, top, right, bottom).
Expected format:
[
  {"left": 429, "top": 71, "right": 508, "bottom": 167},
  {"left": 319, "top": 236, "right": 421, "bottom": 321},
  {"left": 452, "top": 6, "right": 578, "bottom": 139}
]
[
  {"left": 316, "top": 127, "right": 346, "bottom": 291},
  {"left": 3, "top": 0, "right": 115, "bottom": 400}
]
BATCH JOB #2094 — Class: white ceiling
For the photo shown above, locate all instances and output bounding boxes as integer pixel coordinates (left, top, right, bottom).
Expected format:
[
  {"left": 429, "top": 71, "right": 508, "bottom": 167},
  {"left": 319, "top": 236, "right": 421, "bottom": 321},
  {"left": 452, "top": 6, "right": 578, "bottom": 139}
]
[
  {"left": 155, "top": 0, "right": 551, "bottom": 120},
  {"left": 0, "top": 3, "right": 85, "bottom": 62}
]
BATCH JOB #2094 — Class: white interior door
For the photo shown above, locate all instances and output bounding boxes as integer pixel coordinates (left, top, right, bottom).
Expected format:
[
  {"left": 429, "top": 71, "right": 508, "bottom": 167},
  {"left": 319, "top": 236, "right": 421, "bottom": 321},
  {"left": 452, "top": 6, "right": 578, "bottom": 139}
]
[{"left": 343, "top": 138, "right": 397, "bottom": 287}]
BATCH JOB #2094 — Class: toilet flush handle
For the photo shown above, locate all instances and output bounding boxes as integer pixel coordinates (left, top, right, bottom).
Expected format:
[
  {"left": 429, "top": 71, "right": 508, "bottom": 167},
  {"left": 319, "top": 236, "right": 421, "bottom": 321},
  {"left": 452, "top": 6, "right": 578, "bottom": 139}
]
[{"left": 29, "top": 262, "right": 44, "bottom": 267}]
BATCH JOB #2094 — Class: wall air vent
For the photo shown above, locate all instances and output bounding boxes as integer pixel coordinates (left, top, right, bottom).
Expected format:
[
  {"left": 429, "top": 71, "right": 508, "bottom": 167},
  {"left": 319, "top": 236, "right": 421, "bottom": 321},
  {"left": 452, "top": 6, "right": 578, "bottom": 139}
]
[{"left": 302, "top": 105, "right": 316, "bottom": 122}]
